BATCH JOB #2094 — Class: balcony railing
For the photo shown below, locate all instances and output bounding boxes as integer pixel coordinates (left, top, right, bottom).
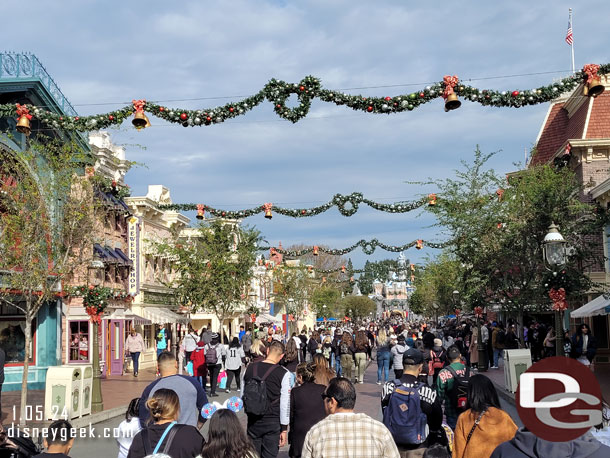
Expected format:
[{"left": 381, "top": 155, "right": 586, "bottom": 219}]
[{"left": 0, "top": 52, "right": 78, "bottom": 117}]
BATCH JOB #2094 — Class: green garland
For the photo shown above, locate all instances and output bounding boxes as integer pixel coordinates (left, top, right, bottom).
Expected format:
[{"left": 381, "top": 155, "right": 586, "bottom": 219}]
[
  {"left": 1, "top": 65, "right": 607, "bottom": 132},
  {"left": 260, "top": 239, "right": 447, "bottom": 256},
  {"left": 159, "top": 192, "right": 428, "bottom": 219},
  {"left": 93, "top": 175, "right": 131, "bottom": 200},
  {"left": 68, "top": 285, "right": 134, "bottom": 321}
]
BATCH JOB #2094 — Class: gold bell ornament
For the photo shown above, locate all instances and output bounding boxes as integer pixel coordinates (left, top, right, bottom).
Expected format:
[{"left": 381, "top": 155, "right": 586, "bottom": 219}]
[
  {"left": 444, "top": 93, "right": 461, "bottom": 111},
  {"left": 582, "top": 64, "right": 605, "bottom": 98},
  {"left": 131, "top": 99, "right": 150, "bottom": 129},
  {"left": 263, "top": 203, "right": 273, "bottom": 219},
  {"left": 196, "top": 204, "right": 205, "bottom": 220},
  {"left": 313, "top": 246, "right": 319, "bottom": 256},
  {"left": 16, "top": 115, "right": 31, "bottom": 136},
  {"left": 443, "top": 75, "right": 461, "bottom": 112}
]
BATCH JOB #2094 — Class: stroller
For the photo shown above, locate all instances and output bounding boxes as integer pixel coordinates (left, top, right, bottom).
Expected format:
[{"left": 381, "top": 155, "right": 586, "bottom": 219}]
[{"left": 0, "top": 426, "right": 40, "bottom": 458}]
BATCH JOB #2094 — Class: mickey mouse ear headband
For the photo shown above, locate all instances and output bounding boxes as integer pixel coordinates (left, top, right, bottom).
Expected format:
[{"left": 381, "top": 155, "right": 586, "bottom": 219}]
[{"left": 200, "top": 396, "right": 244, "bottom": 419}]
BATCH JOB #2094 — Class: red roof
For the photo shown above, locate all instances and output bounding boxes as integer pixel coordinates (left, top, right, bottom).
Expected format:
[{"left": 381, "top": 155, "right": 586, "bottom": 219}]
[{"left": 531, "top": 91, "right": 610, "bottom": 166}]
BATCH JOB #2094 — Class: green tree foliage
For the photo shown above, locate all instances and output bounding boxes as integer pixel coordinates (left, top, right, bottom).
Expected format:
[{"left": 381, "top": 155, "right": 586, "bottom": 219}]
[
  {"left": 422, "top": 147, "right": 608, "bottom": 324},
  {"left": 341, "top": 295, "right": 376, "bottom": 319},
  {"left": 311, "top": 286, "right": 342, "bottom": 318},
  {"left": 155, "top": 220, "right": 260, "bottom": 343},
  {"left": 358, "top": 259, "right": 402, "bottom": 295},
  {"left": 409, "top": 253, "right": 461, "bottom": 316},
  {"left": 0, "top": 139, "right": 98, "bottom": 425}
]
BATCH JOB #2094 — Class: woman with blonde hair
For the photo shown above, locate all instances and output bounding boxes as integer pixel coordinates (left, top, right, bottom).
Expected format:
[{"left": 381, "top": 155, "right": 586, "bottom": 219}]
[
  {"left": 127, "top": 389, "right": 204, "bottom": 457},
  {"left": 375, "top": 328, "right": 391, "bottom": 385},
  {"left": 311, "top": 353, "right": 336, "bottom": 386},
  {"left": 249, "top": 338, "right": 266, "bottom": 364}
]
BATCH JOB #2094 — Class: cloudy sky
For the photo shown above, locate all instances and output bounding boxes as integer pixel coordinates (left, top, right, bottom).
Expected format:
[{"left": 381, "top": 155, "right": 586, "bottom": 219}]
[{"left": 3, "top": 0, "right": 609, "bottom": 268}]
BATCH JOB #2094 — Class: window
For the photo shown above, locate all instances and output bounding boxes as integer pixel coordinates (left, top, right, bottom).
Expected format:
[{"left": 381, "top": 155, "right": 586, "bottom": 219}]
[
  {"left": 68, "top": 320, "right": 90, "bottom": 362},
  {"left": 105, "top": 264, "right": 114, "bottom": 283},
  {"left": 593, "top": 315, "right": 609, "bottom": 350},
  {"left": 143, "top": 324, "right": 153, "bottom": 349},
  {"left": 0, "top": 302, "right": 35, "bottom": 365}
]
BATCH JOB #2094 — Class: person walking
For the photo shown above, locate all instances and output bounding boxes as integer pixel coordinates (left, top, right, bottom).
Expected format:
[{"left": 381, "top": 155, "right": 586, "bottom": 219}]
[
  {"left": 491, "top": 323, "right": 505, "bottom": 369},
  {"left": 201, "top": 409, "right": 258, "bottom": 458},
  {"left": 436, "top": 346, "right": 470, "bottom": 430},
  {"left": 289, "top": 363, "right": 327, "bottom": 458},
  {"left": 282, "top": 338, "right": 300, "bottom": 374},
  {"left": 572, "top": 323, "right": 597, "bottom": 370},
  {"left": 138, "top": 351, "right": 207, "bottom": 427},
  {"left": 469, "top": 326, "right": 479, "bottom": 371},
  {"left": 428, "top": 339, "right": 446, "bottom": 385},
  {"left": 190, "top": 341, "right": 208, "bottom": 390},
  {"left": 339, "top": 331, "right": 355, "bottom": 382},
  {"left": 299, "top": 329, "right": 308, "bottom": 362},
  {"left": 243, "top": 329, "right": 253, "bottom": 358},
  {"left": 311, "top": 354, "right": 336, "bottom": 386},
  {"left": 543, "top": 326, "right": 556, "bottom": 358},
  {"left": 242, "top": 340, "right": 291, "bottom": 458},
  {"left": 376, "top": 328, "right": 392, "bottom": 385},
  {"left": 183, "top": 327, "right": 199, "bottom": 366},
  {"left": 354, "top": 329, "right": 370, "bottom": 384},
  {"left": 381, "top": 348, "right": 446, "bottom": 457},
  {"left": 116, "top": 398, "right": 142, "bottom": 458},
  {"left": 204, "top": 333, "right": 226, "bottom": 397},
  {"left": 128, "top": 389, "right": 204, "bottom": 458},
  {"left": 308, "top": 331, "right": 322, "bottom": 360},
  {"left": 302, "top": 377, "right": 399, "bottom": 458},
  {"left": 391, "top": 335, "right": 409, "bottom": 380},
  {"left": 155, "top": 324, "right": 169, "bottom": 358},
  {"left": 125, "top": 328, "right": 145, "bottom": 377},
  {"left": 453, "top": 374, "right": 517, "bottom": 458},
  {"left": 225, "top": 337, "right": 246, "bottom": 393},
  {"left": 331, "top": 329, "right": 343, "bottom": 376}
]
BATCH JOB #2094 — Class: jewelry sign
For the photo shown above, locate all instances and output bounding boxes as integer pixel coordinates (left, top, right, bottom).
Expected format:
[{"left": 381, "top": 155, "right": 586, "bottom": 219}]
[{"left": 128, "top": 216, "right": 140, "bottom": 295}]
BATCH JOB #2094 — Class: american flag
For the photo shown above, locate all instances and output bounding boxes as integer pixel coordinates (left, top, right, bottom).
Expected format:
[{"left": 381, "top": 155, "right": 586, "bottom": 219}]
[{"left": 565, "top": 12, "right": 573, "bottom": 45}]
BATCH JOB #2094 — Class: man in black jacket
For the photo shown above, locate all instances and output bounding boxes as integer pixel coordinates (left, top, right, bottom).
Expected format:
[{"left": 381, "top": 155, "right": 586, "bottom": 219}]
[
  {"left": 381, "top": 348, "right": 446, "bottom": 456},
  {"left": 330, "top": 330, "right": 343, "bottom": 376}
]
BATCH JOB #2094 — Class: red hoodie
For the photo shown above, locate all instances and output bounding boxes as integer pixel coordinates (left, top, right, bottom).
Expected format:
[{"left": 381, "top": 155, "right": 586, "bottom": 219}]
[{"left": 190, "top": 345, "right": 207, "bottom": 377}]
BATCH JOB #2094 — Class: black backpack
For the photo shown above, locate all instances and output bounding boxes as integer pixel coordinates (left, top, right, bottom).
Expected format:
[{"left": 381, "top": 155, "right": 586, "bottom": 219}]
[
  {"left": 243, "top": 363, "right": 279, "bottom": 416},
  {"left": 496, "top": 330, "right": 506, "bottom": 346},
  {"left": 445, "top": 365, "right": 471, "bottom": 414}
]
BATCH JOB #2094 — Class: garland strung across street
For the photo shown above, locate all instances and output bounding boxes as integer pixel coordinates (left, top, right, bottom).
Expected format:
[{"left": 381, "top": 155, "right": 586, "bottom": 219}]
[
  {"left": 261, "top": 238, "right": 447, "bottom": 256},
  {"left": 159, "top": 193, "right": 436, "bottom": 219},
  {"left": 4, "top": 64, "right": 607, "bottom": 134}
]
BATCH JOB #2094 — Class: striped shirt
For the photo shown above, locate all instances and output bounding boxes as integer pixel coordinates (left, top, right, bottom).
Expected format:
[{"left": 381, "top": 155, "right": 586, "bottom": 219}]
[{"left": 302, "top": 412, "right": 399, "bottom": 458}]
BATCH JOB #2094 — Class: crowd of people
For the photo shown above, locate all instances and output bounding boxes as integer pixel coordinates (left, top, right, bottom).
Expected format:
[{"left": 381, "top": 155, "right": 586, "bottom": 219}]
[{"left": 9, "top": 318, "right": 609, "bottom": 458}]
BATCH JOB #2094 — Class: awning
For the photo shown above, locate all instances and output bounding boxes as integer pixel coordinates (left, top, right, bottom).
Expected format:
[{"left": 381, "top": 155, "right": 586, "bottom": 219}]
[
  {"left": 94, "top": 243, "right": 117, "bottom": 264},
  {"left": 95, "top": 189, "right": 131, "bottom": 213},
  {"left": 141, "top": 306, "right": 189, "bottom": 325},
  {"left": 115, "top": 248, "right": 133, "bottom": 267},
  {"left": 256, "top": 313, "right": 282, "bottom": 324},
  {"left": 571, "top": 294, "right": 610, "bottom": 318},
  {"left": 104, "top": 246, "right": 124, "bottom": 265}
]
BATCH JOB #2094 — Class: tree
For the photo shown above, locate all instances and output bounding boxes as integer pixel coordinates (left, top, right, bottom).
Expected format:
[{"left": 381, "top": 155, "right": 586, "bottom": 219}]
[
  {"left": 408, "top": 253, "right": 461, "bottom": 316},
  {"left": 155, "top": 219, "right": 260, "bottom": 343},
  {"left": 311, "top": 286, "right": 342, "bottom": 318},
  {"left": 422, "top": 148, "right": 608, "bottom": 338},
  {"left": 272, "top": 265, "right": 313, "bottom": 334},
  {"left": 341, "top": 295, "right": 376, "bottom": 320},
  {"left": 0, "top": 139, "right": 98, "bottom": 425},
  {"left": 358, "top": 259, "right": 402, "bottom": 295}
]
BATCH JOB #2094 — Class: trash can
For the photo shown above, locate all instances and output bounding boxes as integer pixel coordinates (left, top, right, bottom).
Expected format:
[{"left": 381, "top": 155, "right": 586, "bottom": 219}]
[
  {"left": 503, "top": 349, "right": 532, "bottom": 393},
  {"left": 61, "top": 365, "right": 93, "bottom": 416},
  {"left": 44, "top": 366, "right": 83, "bottom": 420}
]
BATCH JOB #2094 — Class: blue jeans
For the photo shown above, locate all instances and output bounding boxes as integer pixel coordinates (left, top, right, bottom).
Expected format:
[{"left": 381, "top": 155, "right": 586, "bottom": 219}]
[
  {"left": 157, "top": 348, "right": 164, "bottom": 358},
  {"left": 130, "top": 352, "right": 140, "bottom": 374},
  {"left": 335, "top": 354, "right": 342, "bottom": 377},
  {"left": 376, "top": 351, "right": 391, "bottom": 383},
  {"left": 493, "top": 348, "right": 503, "bottom": 367}
]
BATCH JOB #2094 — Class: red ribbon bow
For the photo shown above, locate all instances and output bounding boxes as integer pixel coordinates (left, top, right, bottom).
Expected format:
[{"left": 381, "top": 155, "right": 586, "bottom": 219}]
[
  {"left": 496, "top": 189, "right": 505, "bottom": 201},
  {"left": 565, "top": 143, "right": 572, "bottom": 155},
  {"left": 583, "top": 64, "right": 600, "bottom": 84},
  {"left": 263, "top": 203, "right": 273, "bottom": 212},
  {"left": 132, "top": 99, "right": 146, "bottom": 113},
  {"left": 443, "top": 75, "right": 459, "bottom": 99},
  {"left": 549, "top": 288, "right": 568, "bottom": 311},
  {"left": 15, "top": 103, "right": 32, "bottom": 120},
  {"left": 474, "top": 306, "right": 484, "bottom": 318}
]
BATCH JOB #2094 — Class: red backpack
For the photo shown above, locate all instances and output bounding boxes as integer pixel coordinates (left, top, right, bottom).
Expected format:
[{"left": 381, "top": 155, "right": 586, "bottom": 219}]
[{"left": 428, "top": 349, "right": 444, "bottom": 374}]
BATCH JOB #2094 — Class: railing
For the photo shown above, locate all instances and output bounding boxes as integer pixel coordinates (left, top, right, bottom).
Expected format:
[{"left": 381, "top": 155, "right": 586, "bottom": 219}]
[{"left": 0, "top": 52, "right": 78, "bottom": 117}]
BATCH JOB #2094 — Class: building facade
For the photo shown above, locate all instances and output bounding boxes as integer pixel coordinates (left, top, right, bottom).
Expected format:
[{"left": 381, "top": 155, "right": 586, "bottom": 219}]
[{"left": 369, "top": 253, "right": 413, "bottom": 319}]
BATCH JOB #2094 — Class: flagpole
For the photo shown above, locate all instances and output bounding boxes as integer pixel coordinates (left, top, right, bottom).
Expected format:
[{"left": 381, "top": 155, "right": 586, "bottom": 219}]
[{"left": 570, "top": 8, "right": 575, "bottom": 74}]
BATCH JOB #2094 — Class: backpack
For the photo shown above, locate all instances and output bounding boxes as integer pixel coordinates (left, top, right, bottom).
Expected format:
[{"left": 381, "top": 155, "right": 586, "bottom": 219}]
[
  {"left": 323, "top": 346, "right": 331, "bottom": 359},
  {"left": 382, "top": 380, "right": 428, "bottom": 445},
  {"left": 428, "top": 349, "right": 444, "bottom": 374},
  {"left": 243, "top": 363, "right": 279, "bottom": 416},
  {"left": 340, "top": 342, "right": 350, "bottom": 355},
  {"left": 205, "top": 344, "right": 218, "bottom": 365},
  {"left": 445, "top": 365, "right": 471, "bottom": 413},
  {"left": 496, "top": 330, "right": 506, "bottom": 346}
]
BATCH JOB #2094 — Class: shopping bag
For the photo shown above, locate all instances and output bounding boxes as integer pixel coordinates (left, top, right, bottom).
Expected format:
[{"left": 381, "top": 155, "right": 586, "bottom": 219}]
[
  {"left": 186, "top": 361, "right": 194, "bottom": 376},
  {"left": 218, "top": 370, "right": 227, "bottom": 389}
]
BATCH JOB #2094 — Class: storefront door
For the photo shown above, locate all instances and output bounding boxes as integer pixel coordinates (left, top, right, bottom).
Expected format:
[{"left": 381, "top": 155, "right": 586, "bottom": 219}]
[{"left": 109, "top": 320, "right": 124, "bottom": 375}]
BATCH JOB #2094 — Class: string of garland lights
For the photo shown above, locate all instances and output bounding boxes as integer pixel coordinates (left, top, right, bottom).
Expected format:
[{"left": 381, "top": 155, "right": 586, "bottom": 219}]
[
  {"left": 5, "top": 64, "right": 607, "bottom": 135},
  {"left": 159, "top": 192, "right": 436, "bottom": 219},
  {"left": 259, "top": 239, "right": 447, "bottom": 256}
]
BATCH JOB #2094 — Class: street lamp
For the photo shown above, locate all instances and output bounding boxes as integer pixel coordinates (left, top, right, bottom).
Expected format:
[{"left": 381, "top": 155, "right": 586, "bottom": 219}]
[
  {"left": 87, "top": 259, "right": 105, "bottom": 413},
  {"left": 542, "top": 223, "right": 568, "bottom": 356}
]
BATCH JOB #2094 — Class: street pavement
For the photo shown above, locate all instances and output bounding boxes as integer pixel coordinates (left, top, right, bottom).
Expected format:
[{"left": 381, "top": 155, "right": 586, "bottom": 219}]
[{"left": 69, "top": 361, "right": 523, "bottom": 458}]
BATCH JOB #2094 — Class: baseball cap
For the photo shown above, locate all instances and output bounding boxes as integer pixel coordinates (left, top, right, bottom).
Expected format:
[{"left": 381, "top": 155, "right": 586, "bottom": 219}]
[{"left": 403, "top": 348, "right": 423, "bottom": 365}]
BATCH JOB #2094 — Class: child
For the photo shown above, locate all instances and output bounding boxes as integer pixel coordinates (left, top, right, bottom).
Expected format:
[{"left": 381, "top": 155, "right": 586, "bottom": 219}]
[{"left": 116, "top": 398, "right": 141, "bottom": 458}]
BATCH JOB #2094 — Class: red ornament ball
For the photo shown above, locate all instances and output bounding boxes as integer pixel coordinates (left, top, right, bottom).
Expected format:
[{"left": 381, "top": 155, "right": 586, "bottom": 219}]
[
  {"left": 108, "top": 115, "right": 114, "bottom": 121},
  {"left": 180, "top": 113, "right": 188, "bottom": 120},
  {"left": 419, "top": 93, "right": 425, "bottom": 98},
  {"left": 394, "top": 103, "right": 398, "bottom": 107},
  {"left": 75, "top": 117, "right": 79, "bottom": 121},
  {"left": 60, "top": 117, "right": 63, "bottom": 121},
  {"left": 301, "top": 210, "right": 306, "bottom": 215},
  {"left": 229, "top": 107, "right": 234, "bottom": 112},
  {"left": 299, "top": 86, "right": 305, "bottom": 91},
  {"left": 206, "top": 116, "right": 211, "bottom": 121},
  {"left": 367, "top": 106, "right": 373, "bottom": 112},
  {"left": 159, "top": 107, "right": 165, "bottom": 112},
  {"left": 276, "top": 104, "right": 282, "bottom": 109},
  {"left": 222, "top": 212, "right": 226, "bottom": 216},
  {"left": 384, "top": 96, "right": 391, "bottom": 101},
  {"left": 511, "top": 91, "right": 519, "bottom": 97}
]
